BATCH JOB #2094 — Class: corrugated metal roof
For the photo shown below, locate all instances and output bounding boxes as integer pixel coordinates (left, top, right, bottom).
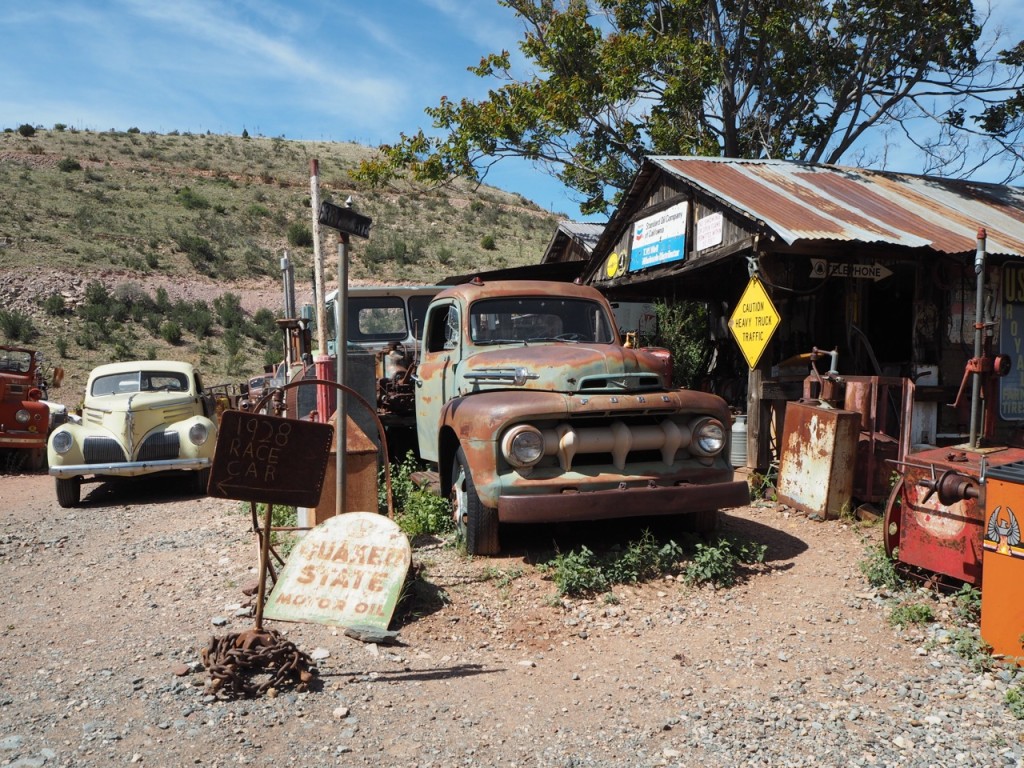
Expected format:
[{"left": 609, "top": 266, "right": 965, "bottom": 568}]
[{"left": 649, "top": 157, "right": 1024, "bottom": 257}]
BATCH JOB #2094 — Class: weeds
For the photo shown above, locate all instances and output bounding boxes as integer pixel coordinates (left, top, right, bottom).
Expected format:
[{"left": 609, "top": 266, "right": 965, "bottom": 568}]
[
  {"left": 683, "top": 537, "right": 767, "bottom": 588},
  {"left": 382, "top": 452, "right": 453, "bottom": 538},
  {"left": 888, "top": 602, "right": 934, "bottom": 627},
  {"left": 952, "top": 583, "right": 981, "bottom": 624},
  {"left": 858, "top": 544, "right": 904, "bottom": 591},
  {"left": 948, "top": 627, "right": 993, "bottom": 673}
]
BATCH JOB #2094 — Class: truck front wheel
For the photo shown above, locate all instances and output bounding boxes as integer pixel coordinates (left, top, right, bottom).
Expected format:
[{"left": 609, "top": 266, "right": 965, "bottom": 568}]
[
  {"left": 55, "top": 477, "right": 81, "bottom": 508},
  {"left": 450, "top": 448, "right": 500, "bottom": 555}
]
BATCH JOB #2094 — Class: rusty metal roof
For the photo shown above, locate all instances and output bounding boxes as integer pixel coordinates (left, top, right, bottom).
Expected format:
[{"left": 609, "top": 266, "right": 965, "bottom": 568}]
[{"left": 648, "top": 157, "right": 1024, "bottom": 257}]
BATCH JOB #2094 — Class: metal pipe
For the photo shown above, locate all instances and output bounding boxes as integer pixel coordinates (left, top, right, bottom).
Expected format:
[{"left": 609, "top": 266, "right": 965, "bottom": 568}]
[
  {"left": 969, "top": 227, "right": 987, "bottom": 449},
  {"left": 335, "top": 231, "right": 349, "bottom": 515}
]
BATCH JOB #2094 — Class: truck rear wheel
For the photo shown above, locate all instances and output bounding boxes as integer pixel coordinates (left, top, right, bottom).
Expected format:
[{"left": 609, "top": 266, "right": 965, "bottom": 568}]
[
  {"left": 450, "top": 448, "right": 500, "bottom": 555},
  {"left": 55, "top": 477, "right": 81, "bottom": 508}
]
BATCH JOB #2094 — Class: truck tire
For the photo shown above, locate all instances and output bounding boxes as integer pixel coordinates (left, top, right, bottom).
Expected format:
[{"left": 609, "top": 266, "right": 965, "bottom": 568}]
[
  {"left": 194, "top": 468, "right": 211, "bottom": 496},
  {"left": 55, "top": 477, "right": 81, "bottom": 508},
  {"left": 450, "top": 448, "right": 500, "bottom": 555}
]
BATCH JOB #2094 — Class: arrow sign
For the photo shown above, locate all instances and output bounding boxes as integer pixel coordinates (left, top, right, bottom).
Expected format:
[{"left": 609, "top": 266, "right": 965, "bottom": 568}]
[
  {"left": 208, "top": 411, "right": 334, "bottom": 507},
  {"left": 810, "top": 259, "right": 892, "bottom": 282},
  {"left": 318, "top": 200, "right": 372, "bottom": 238}
]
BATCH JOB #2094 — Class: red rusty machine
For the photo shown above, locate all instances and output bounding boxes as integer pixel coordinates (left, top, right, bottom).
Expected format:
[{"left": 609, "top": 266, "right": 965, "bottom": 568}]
[{"left": 883, "top": 229, "right": 1024, "bottom": 588}]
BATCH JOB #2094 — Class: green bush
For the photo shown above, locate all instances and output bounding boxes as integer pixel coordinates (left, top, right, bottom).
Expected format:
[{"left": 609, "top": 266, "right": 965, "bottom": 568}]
[
  {"left": 543, "top": 530, "right": 687, "bottom": 597},
  {"left": 160, "top": 320, "right": 182, "bottom": 345},
  {"left": 57, "top": 157, "right": 82, "bottom": 172},
  {"left": 480, "top": 234, "right": 497, "bottom": 251},
  {"left": 43, "top": 294, "right": 67, "bottom": 316},
  {"left": 17, "top": 124, "right": 35, "bottom": 138},
  {"left": 381, "top": 451, "right": 453, "bottom": 538},
  {"left": 952, "top": 583, "right": 982, "bottom": 625},
  {"left": 0, "top": 309, "right": 37, "bottom": 342},
  {"left": 287, "top": 221, "right": 313, "bottom": 248},
  {"left": 176, "top": 186, "right": 210, "bottom": 210},
  {"left": 683, "top": 537, "right": 767, "bottom": 588}
]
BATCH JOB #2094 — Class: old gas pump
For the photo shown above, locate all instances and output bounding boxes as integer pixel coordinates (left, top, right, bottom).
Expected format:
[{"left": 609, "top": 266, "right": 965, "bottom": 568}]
[{"left": 883, "top": 228, "right": 1024, "bottom": 590}]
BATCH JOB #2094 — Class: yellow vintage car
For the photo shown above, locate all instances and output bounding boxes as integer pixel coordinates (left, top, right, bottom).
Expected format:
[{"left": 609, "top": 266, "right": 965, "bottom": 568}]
[{"left": 47, "top": 360, "right": 218, "bottom": 508}]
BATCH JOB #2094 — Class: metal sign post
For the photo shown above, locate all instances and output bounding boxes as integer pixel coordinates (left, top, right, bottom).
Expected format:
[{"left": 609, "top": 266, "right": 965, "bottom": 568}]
[{"left": 317, "top": 199, "right": 372, "bottom": 517}]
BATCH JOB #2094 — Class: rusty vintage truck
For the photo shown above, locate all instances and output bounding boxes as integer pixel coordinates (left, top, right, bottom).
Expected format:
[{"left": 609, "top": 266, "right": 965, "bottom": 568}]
[
  {"left": 413, "top": 279, "right": 750, "bottom": 554},
  {"left": 0, "top": 345, "right": 63, "bottom": 471}
]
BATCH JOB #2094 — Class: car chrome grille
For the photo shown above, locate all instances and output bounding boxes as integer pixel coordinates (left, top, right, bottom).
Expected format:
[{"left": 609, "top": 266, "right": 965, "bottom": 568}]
[
  {"left": 137, "top": 431, "right": 180, "bottom": 461},
  {"left": 83, "top": 436, "right": 128, "bottom": 464}
]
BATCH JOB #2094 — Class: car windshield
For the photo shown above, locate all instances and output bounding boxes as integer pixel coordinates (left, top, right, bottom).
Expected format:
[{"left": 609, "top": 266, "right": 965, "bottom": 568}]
[
  {"left": 469, "top": 297, "right": 616, "bottom": 345},
  {"left": 91, "top": 370, "right": 189, "bottom": 396},
  {"left": 0, "top": 349, "right": 32, "bottom": 373}
]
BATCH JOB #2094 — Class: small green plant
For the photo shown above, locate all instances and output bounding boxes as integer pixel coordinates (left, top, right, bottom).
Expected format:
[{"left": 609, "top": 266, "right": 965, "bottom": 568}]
[
  {"left": 176, "top": 186, "right": 210, "bottom": 210},
  {"left": 480, "top": 234, "right": 497, "bottom": 250},
  {"left": 949, "top": 627, "right": 993, "bottom": 672},
  {"left": 57, "top": 156, "right": 82, "bottom": 172},
  {"left": 888, "top": 601, "right": 935, "bottom": 627},
  {"left": 382, "top": 452, "right": 453, "bottom": 538},
  {"left": 287, "top": 221, "right": 313, "bottom": 248},
  {"left": 160, "top": 320, "right": 182, "bottom": 345},
  {"left": 481, "top": 566, "right": 524, "bottom": 589},
  {"left": 543, "top": 530, "right": 689, "bottom": 597},
  {"left": 43, "top": 293, "right": 67, "bottom": 316},
  {"left": 245, "top": 503, "right": 299, "bottom": 558},
  {"left": 859, "top": 544, "right": 904, "bottom": 591},
  {"left": 683, "top": 537, "right": 767, "bottom": 588},
  {"left": 546, "top": 546, "right": 609, "bottom": 596},
  {"left": 1006, "top": 685, "right": 1024, "bottom": 719},
  {"left": 952, "top": 583, "right": 982, "bottom": 625}
]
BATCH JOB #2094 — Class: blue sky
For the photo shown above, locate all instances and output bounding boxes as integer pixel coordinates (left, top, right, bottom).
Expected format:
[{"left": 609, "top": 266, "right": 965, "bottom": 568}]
[{"left": 2, "top": 0, "right": 1023, "bottom": 223}]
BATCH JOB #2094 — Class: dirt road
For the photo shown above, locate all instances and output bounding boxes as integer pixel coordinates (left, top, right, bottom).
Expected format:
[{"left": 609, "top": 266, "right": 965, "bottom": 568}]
[{"left": 1, "top": 470, "right": 1021, "bottom": 768}]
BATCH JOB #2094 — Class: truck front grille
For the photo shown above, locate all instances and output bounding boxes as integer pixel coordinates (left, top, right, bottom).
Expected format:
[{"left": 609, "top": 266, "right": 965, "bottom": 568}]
[
  {"left": 83, "top": 436, "right": 127, "bottom": 464},
  {"left": 137, "top": 431, "right": 179, "bottom": 461}
]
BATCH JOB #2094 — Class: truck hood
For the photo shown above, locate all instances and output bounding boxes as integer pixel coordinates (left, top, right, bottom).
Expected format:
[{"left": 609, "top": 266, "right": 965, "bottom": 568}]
[{"left": 457, "top": 343, "right": 666, "bottom": 394}]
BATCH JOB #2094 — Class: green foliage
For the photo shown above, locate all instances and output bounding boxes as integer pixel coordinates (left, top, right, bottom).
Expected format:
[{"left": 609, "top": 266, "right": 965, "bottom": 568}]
[
  {"left": 287, "top": 221, "right": 313, "bottom": 248},
  {"left": 544, "top": 530, "right": 686, "bottom": 597},
  {"left": 888, "top": 602, "right": 935, "bottom": 627},
  {"left": 1006, "top": 685, "right": 1024, "bottom": 720},
  {"left": 176, "top": 186, "right": 211, "bottom": 210},
  {"left": 213, "top": 292, "right": 245, "bottom": 330},
  {"left": 55, "top": 336, "right": 69, "bottom": 358},
  {"left": 0, "top": 309, "right": 36, "bottom": 342},
  {"left": 952, "top": 583, "right": 982, "bottom": 625},
  {"left": 17, "top": 124, "right": 35, "bottom": 138},
  {"left": 859, "top": 545, "right": 904, "bottom": 591},
  {"left": 57, "top": 157, "right": 82, "bottom": 172},
  {"left": 353, "top": 0, "right": 1018, "bottom": 215},
  {"left": 173, "top": 232, "right": 222, "bottom": 275},
  {"left": 749, "top": 466, "right": 778, "bottom": 501},
  {"left": 948, "top": 627, "right": 993, "bottom": 672},
  {"left": 653, "top": 300, "right": 710, "bottom": 389},
  {"left": 160, "top": 320, "right": 182, "bottom": 345},
  {"left": 382, "top": 451, "right": 453, "bottom": 538},
  {"left": 682, "top": 537, "right": 767, "bottom": 589},
  {"left": 480, "top": 234, "right": 497, "bottom": 250}
]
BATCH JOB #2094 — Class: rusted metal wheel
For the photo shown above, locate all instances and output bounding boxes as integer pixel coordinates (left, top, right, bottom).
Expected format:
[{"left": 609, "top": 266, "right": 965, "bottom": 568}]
[
  {"left": 450, "top": 447, "right": 499, "bottom": 556},
  {"left": 882, "top": 475, "right": 904, "bottom": 559}
]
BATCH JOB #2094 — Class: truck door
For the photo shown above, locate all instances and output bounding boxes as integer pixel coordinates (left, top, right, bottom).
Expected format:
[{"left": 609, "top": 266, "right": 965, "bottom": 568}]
[{"left": 415, "top": 300, "right": 461, "bottom": 463}]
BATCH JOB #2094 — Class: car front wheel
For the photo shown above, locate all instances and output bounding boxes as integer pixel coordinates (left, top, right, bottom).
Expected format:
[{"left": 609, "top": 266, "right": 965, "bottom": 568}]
[
  {"left": 55, "top": 477, "right": 81, "bottom": 508},
  {"left": 450, "top": 448, "right": 499, "bottom": 556}
]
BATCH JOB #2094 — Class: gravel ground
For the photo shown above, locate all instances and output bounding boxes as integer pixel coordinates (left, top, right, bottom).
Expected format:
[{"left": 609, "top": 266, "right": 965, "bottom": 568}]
[{"left": 2, "top": 469, "right": 1023, "bottom": 768}]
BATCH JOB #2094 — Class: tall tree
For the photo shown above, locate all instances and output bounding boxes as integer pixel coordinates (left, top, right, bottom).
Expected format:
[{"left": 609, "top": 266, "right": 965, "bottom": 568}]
[{"left": 356, "top": 0, "right": 1024, "bottom": 215}]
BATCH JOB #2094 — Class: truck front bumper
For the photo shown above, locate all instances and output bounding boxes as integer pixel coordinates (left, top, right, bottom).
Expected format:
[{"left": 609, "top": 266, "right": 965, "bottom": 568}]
[
  {"left": 497, "top": 479, "right": 750, "bottom": 524},
  {"left": 49, "top": 457, "right": 210, "bottom": 478}
]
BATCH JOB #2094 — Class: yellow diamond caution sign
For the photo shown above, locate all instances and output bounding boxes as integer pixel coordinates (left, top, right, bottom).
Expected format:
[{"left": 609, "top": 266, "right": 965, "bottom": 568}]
[{"left": 728, "top": 277, "right": 780, "bottom": 369}]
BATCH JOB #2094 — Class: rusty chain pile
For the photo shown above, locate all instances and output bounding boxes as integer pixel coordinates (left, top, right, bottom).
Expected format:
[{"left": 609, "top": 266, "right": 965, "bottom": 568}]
[{"left": 202, "top": 628, "right": 318, "bottom": 700}]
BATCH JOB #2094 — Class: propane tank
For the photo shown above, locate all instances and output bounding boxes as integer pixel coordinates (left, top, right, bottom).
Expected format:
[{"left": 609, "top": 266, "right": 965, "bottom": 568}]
[{"left": 729, "top": 414, "right": 748, "bottom": 468}]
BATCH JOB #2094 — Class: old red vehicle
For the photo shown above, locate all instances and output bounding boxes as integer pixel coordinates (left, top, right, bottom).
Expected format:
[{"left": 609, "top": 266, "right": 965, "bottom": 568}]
[{"left": 0, "top": 345, "right": 62, "bottom": 471}]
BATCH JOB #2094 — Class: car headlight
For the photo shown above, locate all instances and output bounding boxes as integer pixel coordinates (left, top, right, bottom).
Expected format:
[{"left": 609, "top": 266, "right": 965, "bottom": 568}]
[
  {"left": 188, "top": 422, "right": 210, "bottom": 446},
  {"left": 15, "top": 409, "right": 31, "bottom": 424},
  {"left": 501, "top": 425, "right": 545, "bottom": 468},
  {"left": 51, "top": 429, "right": 73, "bottom": 455},
  {"left": 689, "top": 417, "right": 726, "bottom": 457}
]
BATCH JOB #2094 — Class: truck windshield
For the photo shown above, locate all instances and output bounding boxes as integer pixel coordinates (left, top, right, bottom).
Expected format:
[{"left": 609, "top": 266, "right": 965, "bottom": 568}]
[
  {"left": 0, "top": 349, "right": 32, "bottom": 373},
  {"left": 469, "top": 297, "right": 616, "bottom": 345},
  {"left": 91, "top": 371, "right": 189, "bottom": 396}
]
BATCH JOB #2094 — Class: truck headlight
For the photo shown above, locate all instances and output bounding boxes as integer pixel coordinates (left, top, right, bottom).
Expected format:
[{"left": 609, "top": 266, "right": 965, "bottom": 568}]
[
  {"left": 689, "top": 417, "right": 726, "bottom": 457},
  {"left": 51, "top": 429, "right": 73, "bottom": 455},
  {"left": 188, "top": 422, "right": 210, "bottom": 446},
  {"left": 15, "top": 409, "right": 31, "bottom": 424},
  {"left": 501, "top": 425, "right": 545, "bottom": 468}
]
